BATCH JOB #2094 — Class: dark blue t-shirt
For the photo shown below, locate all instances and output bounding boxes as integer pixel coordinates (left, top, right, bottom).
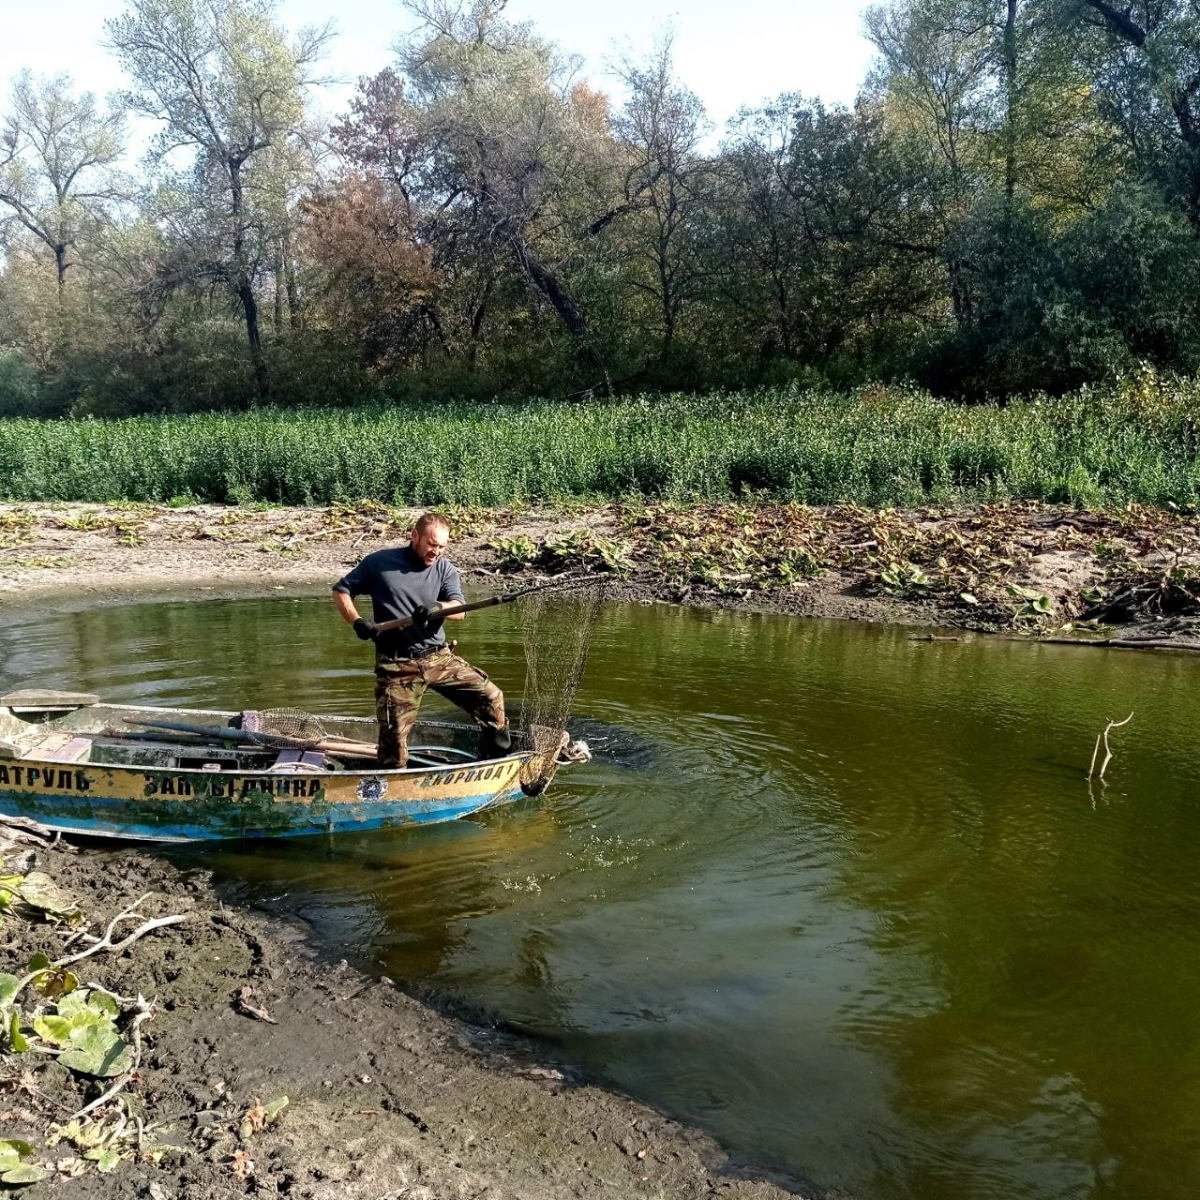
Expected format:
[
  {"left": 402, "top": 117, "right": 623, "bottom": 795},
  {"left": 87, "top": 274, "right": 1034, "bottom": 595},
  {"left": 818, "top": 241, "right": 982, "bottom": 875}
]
[{"left": 334, "top": 545, "right": 464, "bottom": 659}]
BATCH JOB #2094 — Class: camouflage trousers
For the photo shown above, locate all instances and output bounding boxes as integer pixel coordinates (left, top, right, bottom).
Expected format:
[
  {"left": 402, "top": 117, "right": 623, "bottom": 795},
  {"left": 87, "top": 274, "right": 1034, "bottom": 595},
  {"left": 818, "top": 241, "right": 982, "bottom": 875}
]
[{"left": 374, "top": 647, "right": 509, "bottom": 768}]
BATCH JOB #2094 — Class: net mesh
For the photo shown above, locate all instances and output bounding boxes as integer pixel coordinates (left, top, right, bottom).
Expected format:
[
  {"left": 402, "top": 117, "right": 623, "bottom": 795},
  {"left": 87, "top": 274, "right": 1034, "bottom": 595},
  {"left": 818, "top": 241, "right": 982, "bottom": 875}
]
[
  {"left": 240, "top": 582, "right": 605, "bottom": 791},
  {"left": 242, "top": 707, "right": 328, "bottom": 741},
  {"left": 516, "top": 580, "right": 606, "bottom": 794}
]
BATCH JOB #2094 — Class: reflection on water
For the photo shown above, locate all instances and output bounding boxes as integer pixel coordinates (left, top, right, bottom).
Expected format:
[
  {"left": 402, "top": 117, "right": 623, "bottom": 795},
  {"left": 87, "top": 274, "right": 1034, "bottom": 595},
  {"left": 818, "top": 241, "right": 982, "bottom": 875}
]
[{"left": 3, "top": 595, "right": 1200, "bottom": 1200}]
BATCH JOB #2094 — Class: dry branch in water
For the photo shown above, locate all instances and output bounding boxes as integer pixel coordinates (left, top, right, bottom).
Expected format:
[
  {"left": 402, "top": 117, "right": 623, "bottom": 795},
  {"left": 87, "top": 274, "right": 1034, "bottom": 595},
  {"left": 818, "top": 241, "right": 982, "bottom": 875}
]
[{"left": 1088, "top": 713, "right": 1134, "bottom": 781}]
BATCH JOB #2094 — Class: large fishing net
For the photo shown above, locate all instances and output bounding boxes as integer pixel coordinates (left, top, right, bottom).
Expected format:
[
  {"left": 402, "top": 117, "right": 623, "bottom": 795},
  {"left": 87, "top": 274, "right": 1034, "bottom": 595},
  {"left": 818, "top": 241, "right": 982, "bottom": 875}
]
[{"left": 516, "top": 579, "right": 606, "bottom": 794}]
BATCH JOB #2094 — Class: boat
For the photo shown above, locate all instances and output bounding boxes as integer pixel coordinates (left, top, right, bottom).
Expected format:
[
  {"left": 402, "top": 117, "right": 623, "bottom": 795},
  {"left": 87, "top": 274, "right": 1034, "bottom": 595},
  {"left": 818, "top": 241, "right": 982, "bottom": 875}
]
[{"left": 0, "top": 691, "right": 567, "bottom": 843}]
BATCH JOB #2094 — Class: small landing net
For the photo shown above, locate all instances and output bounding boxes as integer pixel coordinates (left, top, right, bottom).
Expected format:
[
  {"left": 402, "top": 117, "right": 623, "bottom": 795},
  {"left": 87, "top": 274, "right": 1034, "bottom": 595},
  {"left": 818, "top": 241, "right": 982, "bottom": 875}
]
[{"left": 241, "top": 708, "right": 328, "bottom": 742}]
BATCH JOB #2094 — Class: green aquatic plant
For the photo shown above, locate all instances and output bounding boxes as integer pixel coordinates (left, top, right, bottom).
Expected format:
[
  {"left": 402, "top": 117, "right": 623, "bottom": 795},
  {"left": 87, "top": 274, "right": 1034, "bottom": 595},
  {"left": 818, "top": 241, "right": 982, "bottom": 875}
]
[
  {"left": 32, "top": 989, "right": 132, "bottom": 1078},
  {"left": 493, "top": 534, "right": 539, "bottom": 571},
  {"left": 878, "top": 561, "right": 932, "bottom": 597},
  {"left": 0, "top": 1139, "right": 47, "bottom": 1185},
  {"left": 1008, "top": 584, "right": 1056, "bottom": 624}
]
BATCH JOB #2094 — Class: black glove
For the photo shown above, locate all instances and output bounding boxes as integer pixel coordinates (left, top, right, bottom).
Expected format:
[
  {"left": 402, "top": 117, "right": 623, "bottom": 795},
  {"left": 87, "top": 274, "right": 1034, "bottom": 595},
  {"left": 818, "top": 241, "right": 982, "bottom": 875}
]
[
  {"left": 411, "top": 604, "right": 443, "bottom": 632},
  {"left": 353, "top": 617, "right": 377, "bottom": 641}
]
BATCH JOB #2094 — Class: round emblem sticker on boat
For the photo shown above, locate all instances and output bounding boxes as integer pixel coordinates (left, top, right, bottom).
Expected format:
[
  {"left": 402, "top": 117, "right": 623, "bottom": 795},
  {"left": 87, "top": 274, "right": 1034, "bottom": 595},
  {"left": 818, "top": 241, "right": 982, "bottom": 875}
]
[{"left": 357, "top": 778, "right": 388, "bottom": 802}]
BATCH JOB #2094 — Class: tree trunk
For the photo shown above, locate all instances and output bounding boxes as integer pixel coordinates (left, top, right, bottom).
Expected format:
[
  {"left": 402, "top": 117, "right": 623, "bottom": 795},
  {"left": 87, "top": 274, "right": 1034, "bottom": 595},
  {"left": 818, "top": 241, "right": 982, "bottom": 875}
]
[
  {"left": 283, "top": 226, "right": 301, "bottom": 329},
  {"left": 239, "top": 275, "right": 269, "bottom": 398},
  {"left": 273, "top": 239, "right": 284, "bottom": 333},
  {"left": 1004, "top": 0, "right": 1018, "bottom": 207},
  {"left": 230, "top": 161, "right": 268, "bottom": 400},
  {"left": 949, "top": 258, "right": 973, "bottom": 325},
  {"left": 506, "top": 233, "right": 612, "bottom": 394}
]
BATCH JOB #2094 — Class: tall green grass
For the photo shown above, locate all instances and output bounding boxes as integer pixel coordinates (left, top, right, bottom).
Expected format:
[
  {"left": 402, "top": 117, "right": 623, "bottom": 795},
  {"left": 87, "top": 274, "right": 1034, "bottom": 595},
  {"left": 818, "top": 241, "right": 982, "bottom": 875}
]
[{"left": 2, "top": 380, "right": 1199, "bottom": 508}]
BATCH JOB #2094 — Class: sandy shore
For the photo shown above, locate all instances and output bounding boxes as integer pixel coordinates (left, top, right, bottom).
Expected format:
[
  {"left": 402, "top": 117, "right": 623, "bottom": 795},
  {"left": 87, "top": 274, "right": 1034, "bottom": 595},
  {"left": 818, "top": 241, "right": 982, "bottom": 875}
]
[{"left": 1, "top": 498, "right": 1198, "bottom": 646}]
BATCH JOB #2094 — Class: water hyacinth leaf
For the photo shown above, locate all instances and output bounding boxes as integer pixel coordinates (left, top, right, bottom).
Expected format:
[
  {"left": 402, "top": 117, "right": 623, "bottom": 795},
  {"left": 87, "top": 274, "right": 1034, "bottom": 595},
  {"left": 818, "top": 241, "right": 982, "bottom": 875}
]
[
  {"left": 0, "top": 873, "right": 22, "bottom": 918},
  {"left": 26, "top": 952, "right": 79, "bottom": 1000},
  {"left": 83, "top": 1147, "right": 122, "bottom": 1173},
  {"left": 86, "top": 990, "right": 119, "bottom": 1018},
  {"left": 1006, "top": 583, "right": 1042, "bottom": 601},
  {"left": 0, "top": 1140, "right": 45, "bottom": 1186},
  {"left": 58, "top": 1024, "right": 132, "bottom": 1078},
  {"left": 0, "top": 1144, "right": 24, "bottom": 1172},
  {"left": 15, "top": 872, "right": 83, "bottom": 925},
  {"left": 265, "top": 1096, "right": 289, "bottom": 1123},
  {"left": 8, "top": 1009, "right": 28, "bottom": 1052},
  {"left": 32, "top": 1014, "right": 74, "bottom": 1045},
  {"left": 0, "top": 973, "right": 20, "bottom": 1008},
  {"left": 37, "top": 989, "right": 121, "bottom": 1041},
  {"left": 33, "top": 968, "right": 79, "bottom": 1000},
  {"left": 1, "top": 1163, "right": 48, "bottom": 1185},
  {"left": 56, "top": 989, "right": 116, "bottom": 1021}
]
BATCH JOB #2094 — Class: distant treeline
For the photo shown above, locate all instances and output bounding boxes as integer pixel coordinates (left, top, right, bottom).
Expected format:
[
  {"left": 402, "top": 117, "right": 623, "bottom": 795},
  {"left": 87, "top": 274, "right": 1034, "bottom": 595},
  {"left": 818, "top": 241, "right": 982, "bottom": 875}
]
[
  {"left": 3, "top": 0, "right": 1200, "bottom": 415},
  {"left": 2, "top": 382, "right": 1198, "bottom": 507}
]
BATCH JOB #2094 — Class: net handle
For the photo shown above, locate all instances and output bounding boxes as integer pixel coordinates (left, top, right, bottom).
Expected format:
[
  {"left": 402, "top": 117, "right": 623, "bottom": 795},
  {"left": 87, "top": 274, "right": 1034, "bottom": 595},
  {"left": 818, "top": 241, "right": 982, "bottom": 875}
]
[{"left": 372, "top": 574, "right": 596, "bottom": 635}]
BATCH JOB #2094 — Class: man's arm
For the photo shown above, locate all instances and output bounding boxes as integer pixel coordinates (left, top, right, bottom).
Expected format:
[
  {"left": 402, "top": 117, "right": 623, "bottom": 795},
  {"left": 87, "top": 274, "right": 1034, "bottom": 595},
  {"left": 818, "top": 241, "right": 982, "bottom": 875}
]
[
  {"left": 440, "top": 562, "right": 466, "bottom": 621},
  {"left": 333, "top": 589, "right": 379, "bottom": 640},
  {"left": 332, "top": 589, "right": 361, "bottom": 626},
  {"left": 333, "top": 557, "right": 378, "bottom": 640}
]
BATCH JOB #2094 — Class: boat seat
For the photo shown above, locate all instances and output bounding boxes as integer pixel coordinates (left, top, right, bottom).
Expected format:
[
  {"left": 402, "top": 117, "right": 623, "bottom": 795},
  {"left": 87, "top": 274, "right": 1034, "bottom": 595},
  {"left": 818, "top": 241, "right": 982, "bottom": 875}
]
[
  {"left": 269, "top": 748, "right": 325, "bottom": 774},
  {"left": 24, "top": 733, "right": 92, "bottom": 763}
]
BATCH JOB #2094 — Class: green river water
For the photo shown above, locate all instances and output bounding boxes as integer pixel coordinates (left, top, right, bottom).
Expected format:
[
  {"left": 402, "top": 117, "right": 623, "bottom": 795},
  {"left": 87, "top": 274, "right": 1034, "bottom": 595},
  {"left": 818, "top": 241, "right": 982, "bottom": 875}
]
[{"left": 2, "top": 595, "right": 1199, "bottom": 1200}]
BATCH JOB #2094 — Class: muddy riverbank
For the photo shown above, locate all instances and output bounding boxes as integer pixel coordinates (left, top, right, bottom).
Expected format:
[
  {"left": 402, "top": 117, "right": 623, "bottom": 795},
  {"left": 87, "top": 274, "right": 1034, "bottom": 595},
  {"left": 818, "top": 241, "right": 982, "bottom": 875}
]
[
  {"left": 1, "top": 499, "right": 1198, "bottom": 647},
  {"left": 0, "top": 827, "right": 806, "bottom": 1198}
]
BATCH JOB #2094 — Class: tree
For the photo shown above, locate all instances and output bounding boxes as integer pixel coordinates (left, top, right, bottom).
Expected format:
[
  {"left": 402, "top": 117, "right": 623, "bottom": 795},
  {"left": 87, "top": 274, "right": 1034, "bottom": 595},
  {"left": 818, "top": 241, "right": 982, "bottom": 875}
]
[
  {"left": 715, "top": 95, "right": 939, "bottom": 373},
  {"left": 0, "top": 71, "right": 124, "bottom": 292},
  {"left": 302, "top": 171, "right": 438, "bottom": 365},
  {"left": 865, "top": 0, "right": 1111, "bottom": 359},
  {"left": 388, "top": 0, "right": 620, "bottom": 389},
  {"left": 866, "top": 0, "right": 995, "bottom": 322},
  {"left": 1069, "top": 0, "right": 1200, "bottom": 228},
  {"left": 608, "top": 35, "right": 713, "bottom": 370},
  {"left": 106, "top": 0, "right": 332, "bottom": 395}
]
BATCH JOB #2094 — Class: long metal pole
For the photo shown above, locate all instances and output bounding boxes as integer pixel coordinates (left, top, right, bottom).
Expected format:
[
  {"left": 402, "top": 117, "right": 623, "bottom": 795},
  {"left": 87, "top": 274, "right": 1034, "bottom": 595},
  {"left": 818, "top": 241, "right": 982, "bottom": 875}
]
[{"left": 371, "top": 574, "right": 594, "bottom": 635}]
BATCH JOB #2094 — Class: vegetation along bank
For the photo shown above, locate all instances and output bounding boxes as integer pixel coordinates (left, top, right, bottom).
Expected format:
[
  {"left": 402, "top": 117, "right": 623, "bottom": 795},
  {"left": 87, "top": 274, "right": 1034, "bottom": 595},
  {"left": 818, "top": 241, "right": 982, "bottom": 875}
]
[{"left": 2, "top": 381, "right": 1200, "bottom": 510}]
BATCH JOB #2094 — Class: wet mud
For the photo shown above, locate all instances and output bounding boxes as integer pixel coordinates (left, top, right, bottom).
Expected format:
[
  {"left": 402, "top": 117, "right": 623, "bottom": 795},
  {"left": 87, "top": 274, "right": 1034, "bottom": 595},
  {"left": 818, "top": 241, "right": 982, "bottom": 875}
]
[{"left": 1, "top": 834, "right": 807, "bottom": 1198}]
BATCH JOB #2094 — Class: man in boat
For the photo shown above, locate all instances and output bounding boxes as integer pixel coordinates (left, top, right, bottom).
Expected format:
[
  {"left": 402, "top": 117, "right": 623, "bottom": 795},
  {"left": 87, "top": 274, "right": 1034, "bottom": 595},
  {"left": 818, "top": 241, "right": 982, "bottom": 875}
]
[{"left": 332, "top": 512, "right": 512, "bottom": 768}]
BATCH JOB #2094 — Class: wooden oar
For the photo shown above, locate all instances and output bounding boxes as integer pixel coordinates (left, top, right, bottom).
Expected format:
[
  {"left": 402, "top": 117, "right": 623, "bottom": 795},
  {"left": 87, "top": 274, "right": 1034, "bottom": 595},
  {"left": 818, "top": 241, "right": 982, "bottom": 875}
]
[{"left": 371, "top": 574, "right": 595, "bottom": 635}]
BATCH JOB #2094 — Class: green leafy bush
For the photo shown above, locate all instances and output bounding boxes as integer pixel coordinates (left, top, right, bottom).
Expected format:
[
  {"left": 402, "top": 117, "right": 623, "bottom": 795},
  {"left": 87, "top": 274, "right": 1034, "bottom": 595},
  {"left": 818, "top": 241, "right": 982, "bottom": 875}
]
[{"left": 2, "top": 379, "right": 1200, "bottom": 509}]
